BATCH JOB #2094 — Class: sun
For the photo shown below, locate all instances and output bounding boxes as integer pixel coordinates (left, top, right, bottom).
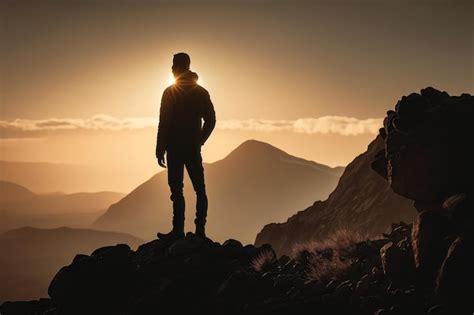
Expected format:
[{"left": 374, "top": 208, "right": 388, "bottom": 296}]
[
  {"left": 167, "top": 75, "right": 176, "bottom": 86},
  {"left": 166, "top": 74, "right": 202, "bottom": 86}
]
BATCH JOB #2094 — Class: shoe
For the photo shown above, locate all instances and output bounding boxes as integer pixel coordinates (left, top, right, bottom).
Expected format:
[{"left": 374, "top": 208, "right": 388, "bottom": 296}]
[
  {"left": 157, "top": 229, "right": 185, "bottom": 241},
  {"left": 195, "top": 225, "right": 206, "bottom": 238}
]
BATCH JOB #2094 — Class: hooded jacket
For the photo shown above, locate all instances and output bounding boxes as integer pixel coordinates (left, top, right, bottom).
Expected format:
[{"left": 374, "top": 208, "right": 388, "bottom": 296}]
[{"left": 156, "top": 70, "right": 216, "bottom": 156}]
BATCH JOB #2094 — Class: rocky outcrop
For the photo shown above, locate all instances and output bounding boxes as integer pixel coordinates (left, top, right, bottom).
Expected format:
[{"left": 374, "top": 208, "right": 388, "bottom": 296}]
[
  {"left": 372, "top": 87, "right": 473, "bottom": 313},
  {"left": 255, "top": 136, "right": 415, "bottom": 256},
  {"left": 0, "top": 224, "right": 456, "bottom": 315}
]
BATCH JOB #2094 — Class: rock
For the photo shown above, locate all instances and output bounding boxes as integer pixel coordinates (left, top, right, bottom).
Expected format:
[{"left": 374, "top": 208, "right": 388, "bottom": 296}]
[
  {"left": 273, "top": 274, "right": 303, "bottom": 292},
  {"left": 411, "top": 210, "right": 449, "bottom": 287},
  {"left": 326, "top": 279, "right": 339, "bottom": 291},
  {"left": 436, "top": 235, "right": 474, "bottom": 312},
  {"left": 355, "top": 274, "right": 371, "bottom": 295},
  {"left": 373, "top": 88, "right": 474, "bottom": 203},
  {"left": 333, "top": 280, "right": 352, "bottom": 300},
  {"left": 372, "top": 88, "right": 474, "bottom": 313},
  {"left": 389, "top": 304, "right": 402, "bottom": 314},
  {"left": 380, "top": 242, "right": 399, "bottom": 274},
  {"left": 222, "top": 239, "right": 244, "bottom": 257},
  {"left": 395, "top": 93, "right": 431, "bottom": 119},
  {"left": 427, "top": 304, "right": 446, "bottom": 315},
  {"left": 48, "top": 244, "right": 135, "bottom": 314},
  {"left": 0, "top": 299, "right": 53, "bottom": 315},
  {"left": 214, "top": 271, "right": 273, "bottom": 306},
  {"left": 360, "top": 295, "right": 382, "bottom": 313},
  {"left": 168, "top": 234, "right": 214, "bottom": 256},
  {"left": 380, "top": 242, "right": 414, "bottom": 285}
]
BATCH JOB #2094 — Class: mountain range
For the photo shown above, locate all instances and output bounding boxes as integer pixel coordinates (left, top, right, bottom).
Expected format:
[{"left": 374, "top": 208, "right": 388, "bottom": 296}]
[{"left": 0, "top": 181, "right": 124, "bottom": 232}]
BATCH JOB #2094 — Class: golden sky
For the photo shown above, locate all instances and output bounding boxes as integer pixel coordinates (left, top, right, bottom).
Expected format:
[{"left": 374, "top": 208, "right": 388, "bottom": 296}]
[{"left": 1, "top": 0, "right": 473, "bottom": 192}]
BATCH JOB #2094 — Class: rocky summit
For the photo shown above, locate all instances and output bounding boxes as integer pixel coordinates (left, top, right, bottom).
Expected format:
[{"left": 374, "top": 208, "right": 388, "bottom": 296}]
[{"left": 0, "top": 222, "right": 469, "bottom": 315}]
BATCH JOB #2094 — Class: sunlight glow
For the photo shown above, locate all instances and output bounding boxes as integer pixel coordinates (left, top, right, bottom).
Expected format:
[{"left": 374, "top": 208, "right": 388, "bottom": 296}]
[
  {"left": 167, "top": 75, "right": 175, "bottom": 86},
  {"left": 166, "top": 75, "right": 202, "bottom": 86}
]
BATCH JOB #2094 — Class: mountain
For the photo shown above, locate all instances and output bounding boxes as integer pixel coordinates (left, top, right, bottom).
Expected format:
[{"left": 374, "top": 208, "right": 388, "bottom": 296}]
[
  {"left": 0, "top": 180, "right": 36, "bottom": 203},
  {"left": 0, "top": 181, "right": 125, "bottom": 232},
  {"left": 255, "top": 136, "right": 416, "bottom": 256},
  {"left": 0, "top": 226, "right": 143, "bottom": 301},
  {"left": 94, "top": 140, "right": 344, "bottom": 244}
]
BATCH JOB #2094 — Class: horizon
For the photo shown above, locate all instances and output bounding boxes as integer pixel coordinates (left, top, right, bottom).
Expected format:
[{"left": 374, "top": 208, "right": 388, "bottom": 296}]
[{"left": 0, "top": 137, "right": 345, "bottom": 194}]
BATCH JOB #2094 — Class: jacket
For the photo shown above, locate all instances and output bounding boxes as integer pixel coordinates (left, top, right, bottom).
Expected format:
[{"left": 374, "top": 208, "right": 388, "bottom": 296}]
[{"left": 156, "top": 70, "right": 216, "bottom": 156}]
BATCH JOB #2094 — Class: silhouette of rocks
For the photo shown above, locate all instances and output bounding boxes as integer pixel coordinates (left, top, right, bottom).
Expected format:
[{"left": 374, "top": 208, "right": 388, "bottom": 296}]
[
  {"left": 372, "top": 87, "right": 474, "bottom": 313},
  {"left": 0, "top": 299, "right": 53, "bottom": 315},
  {"left": 48, "top": 244, "right": 135, "bottom": 314},
  {"left": 1, "top": 223, "right": 463, "bottom": 315}
]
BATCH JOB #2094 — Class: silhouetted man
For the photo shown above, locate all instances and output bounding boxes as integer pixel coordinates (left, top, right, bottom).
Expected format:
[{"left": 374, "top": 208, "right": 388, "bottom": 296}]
[{"left": 156, "top": 52, "right": 216, "bottom": 240}]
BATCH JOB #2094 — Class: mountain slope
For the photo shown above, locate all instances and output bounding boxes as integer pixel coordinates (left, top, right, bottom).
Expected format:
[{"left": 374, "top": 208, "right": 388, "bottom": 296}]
[
  {"left": 0, "top": 226, "right": 143, "bottom": 301},
  {"left": 94, "top": 140, "right": 344, "bottom": 244},
  {"left": 0, "top": 181, "right": 125, "bottom": 232},
  {"left": 0, "top": 181, "right": 36, "bottom": 203},
  {"left": 255, "top": 136, "right": 416, "bottom": 256}
]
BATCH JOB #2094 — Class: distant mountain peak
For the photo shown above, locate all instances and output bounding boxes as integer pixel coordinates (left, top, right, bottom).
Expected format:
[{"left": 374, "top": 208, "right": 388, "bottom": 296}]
[
  {"left": 0, "top": 180, "right": 36, "bottom": 202},
  {"left": 223, "top": 139, "right": 292, "bottom": 162}
]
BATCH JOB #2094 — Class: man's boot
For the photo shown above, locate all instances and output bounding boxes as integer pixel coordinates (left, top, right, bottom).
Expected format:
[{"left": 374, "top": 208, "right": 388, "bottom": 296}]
[{"left": 157, "top": 227, "right": 184, "bottom": 241}]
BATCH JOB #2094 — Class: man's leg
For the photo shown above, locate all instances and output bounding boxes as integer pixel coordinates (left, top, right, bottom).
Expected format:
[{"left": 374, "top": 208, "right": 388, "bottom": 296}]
[
  {"left": 157, "top": 150, "right": 185, "bottom": 239},
  {"left": 185, "top": 149, "right": 208, "bottom": 237}
]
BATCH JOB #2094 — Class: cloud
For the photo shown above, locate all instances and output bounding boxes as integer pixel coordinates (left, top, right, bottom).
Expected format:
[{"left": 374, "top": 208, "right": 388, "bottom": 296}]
[
  {"left": 217, "top": 116, "right": 382, "bottom": 136},
  {"left": 0, "top": 114, "right": 382, "bottom": 138}
]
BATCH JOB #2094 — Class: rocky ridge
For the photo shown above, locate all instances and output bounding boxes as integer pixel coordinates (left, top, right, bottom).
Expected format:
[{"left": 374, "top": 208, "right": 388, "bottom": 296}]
[
  {"left": 2, "top": 87, "right": 472, "bottom": 315},
  {"left": 0, "top": 222, "right": 464, "bottom": 315}
]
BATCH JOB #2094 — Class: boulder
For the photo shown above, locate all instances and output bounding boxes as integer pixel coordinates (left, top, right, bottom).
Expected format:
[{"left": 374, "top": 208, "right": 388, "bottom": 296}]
[
  {"left": 372, "top": 88, "right": 474, "bottom": 312},
  {"left": 48, "top": 244, "right": 135, "bottom": 314}
]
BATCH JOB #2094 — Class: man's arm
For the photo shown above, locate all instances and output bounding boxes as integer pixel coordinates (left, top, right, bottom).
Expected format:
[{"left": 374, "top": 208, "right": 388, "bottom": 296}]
[
  {"left": 200, "top": 90, "right": 216, "bottom": 145},
  {"left": 156, "top": 89, "right": 172, "bottom": 166}
]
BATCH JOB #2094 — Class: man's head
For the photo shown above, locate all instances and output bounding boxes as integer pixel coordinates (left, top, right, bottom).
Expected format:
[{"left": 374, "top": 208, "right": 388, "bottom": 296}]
[{"left": 172, "top": 52, "right": 191, "bottom": 77}]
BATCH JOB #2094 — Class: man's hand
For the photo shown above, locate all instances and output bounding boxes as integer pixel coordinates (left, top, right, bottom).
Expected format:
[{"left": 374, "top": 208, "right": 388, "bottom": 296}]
[{"left": 157, "top": 151, "right": 166, "bottom": 168}]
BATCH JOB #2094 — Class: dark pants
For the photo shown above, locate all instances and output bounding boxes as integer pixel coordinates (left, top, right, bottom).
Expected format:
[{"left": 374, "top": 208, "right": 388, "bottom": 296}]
[{"left": 166, "top": 147, "right": 208, "bottom": 231}]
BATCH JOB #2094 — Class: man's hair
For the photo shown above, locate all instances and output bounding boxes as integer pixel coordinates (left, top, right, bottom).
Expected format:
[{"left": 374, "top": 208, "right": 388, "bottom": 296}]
[{"left": 173, "top": 52, "right": 191, "bottom": 70}]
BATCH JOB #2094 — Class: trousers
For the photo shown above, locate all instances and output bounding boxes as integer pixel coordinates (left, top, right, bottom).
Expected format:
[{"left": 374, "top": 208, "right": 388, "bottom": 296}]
[{"left": 166, "top": 147, "right": 208, "bottom": 230}]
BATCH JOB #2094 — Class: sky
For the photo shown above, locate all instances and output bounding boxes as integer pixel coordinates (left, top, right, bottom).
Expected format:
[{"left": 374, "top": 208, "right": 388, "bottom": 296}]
[{"left": 1, "top": 0, "right": 473, "bottom": 192}]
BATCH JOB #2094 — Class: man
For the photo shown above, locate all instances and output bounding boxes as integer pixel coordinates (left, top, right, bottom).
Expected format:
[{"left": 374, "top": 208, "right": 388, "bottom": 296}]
[{"left": 155, "top": 52, "right": 216, "bottom": 240}]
